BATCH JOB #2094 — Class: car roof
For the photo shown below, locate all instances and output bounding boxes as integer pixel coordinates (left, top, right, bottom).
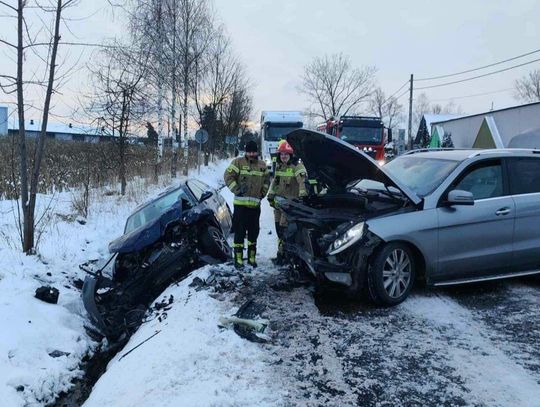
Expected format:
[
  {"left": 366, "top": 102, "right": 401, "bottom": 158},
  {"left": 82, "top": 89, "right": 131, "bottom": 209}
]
[{"left": 403, "top": 148, "right": 540, "bottom": 161}]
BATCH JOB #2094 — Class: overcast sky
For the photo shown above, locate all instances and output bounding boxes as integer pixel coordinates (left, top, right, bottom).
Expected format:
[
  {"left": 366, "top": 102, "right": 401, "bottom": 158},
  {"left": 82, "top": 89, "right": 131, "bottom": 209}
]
[{"left": 1, "top": 0, "right": 540, "bottom": 129}]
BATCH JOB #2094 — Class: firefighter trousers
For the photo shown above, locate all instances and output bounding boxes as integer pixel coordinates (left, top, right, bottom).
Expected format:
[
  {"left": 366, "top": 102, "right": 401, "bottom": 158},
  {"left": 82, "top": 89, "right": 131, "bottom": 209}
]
[{"left": 232, "top": 205, "right": 261, "bottom": 247}]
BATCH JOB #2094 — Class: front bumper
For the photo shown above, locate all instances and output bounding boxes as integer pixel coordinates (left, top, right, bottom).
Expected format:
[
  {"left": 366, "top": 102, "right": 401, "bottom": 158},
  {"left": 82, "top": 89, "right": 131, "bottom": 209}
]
[{"left": 282, "top": 224, "right": 382, "bottom": 289}]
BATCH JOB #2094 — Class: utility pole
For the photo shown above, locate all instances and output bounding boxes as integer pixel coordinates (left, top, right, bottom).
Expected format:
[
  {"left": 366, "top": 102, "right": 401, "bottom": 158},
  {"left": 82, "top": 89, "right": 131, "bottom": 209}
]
[{"left": 407, "top": 74, "right": 414, "bottom": 150}]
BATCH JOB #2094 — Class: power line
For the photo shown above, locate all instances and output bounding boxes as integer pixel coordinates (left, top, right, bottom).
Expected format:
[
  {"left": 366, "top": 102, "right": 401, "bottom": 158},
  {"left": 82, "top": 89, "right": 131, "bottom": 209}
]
[
  {"left": 393, "top": 88, "right": 410, "bottom": 102},
  {"left": 416, "top": 47, "right": 540, "bottom": 81},
  {"left": 429, "top": 88, "right": 513, "bottom": 102},
  {"left": 381, "top": 80, "right": 409, "bottom": 106},
  {"left": 415, "top": 57, "right": 540, "bottom": 90}
]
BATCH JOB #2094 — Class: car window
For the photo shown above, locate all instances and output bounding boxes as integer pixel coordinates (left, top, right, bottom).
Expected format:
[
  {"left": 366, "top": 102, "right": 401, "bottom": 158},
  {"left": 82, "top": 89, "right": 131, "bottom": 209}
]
[
  {"left": 125, "top": 188, "right": 193, "bottom": 233},
  {"left": 507, "top": 158, "right": 540, "bottom": 195},
  {"left": 187, "top": 180, "right": 206, "bottom": 201},
  {"left": 454, "top": 163, "right": 503, "bottom": 200}
]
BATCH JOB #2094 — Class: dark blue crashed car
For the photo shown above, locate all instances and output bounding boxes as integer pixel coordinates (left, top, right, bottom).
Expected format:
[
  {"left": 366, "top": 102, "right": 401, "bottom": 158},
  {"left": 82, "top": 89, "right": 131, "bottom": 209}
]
[{"left": 82, "top": 179, "right": 232, "bottom": 339}]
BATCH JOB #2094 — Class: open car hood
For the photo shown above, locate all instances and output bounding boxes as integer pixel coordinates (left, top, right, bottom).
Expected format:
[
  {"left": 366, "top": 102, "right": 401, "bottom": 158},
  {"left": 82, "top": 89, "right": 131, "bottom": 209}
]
[{"left": 287, "top": 129, "right": 421, "bottom": 205}]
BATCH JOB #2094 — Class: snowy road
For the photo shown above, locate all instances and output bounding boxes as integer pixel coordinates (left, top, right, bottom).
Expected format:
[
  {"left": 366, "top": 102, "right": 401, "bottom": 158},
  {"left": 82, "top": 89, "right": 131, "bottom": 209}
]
[
  {"left": 238, "top": 271, "right": 540, "bottom": 406},
  {"left": 84, "top": 165, "right": 540, "bottom": 407}
]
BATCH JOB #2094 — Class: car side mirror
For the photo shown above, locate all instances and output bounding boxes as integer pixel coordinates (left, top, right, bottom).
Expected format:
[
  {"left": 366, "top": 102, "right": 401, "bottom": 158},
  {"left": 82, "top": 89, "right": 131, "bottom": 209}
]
[
  {"left": 199, "top": 191, "right": 213, "bottom": 203},
  {"left": 446, "top": 189, "right": 474, "bottom": 206}
]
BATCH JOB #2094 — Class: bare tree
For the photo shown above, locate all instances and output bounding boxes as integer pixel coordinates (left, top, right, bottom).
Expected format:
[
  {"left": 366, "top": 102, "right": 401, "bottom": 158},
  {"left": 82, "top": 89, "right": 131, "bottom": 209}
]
[
  {"left": 192, "top": 28, "right": 248, "bottom": 155},
  {"left": 0, "top": 0, "right": 78, "bottom": 253},
  {"left": 176, "top": 0, "right": 213, "bottom": 175},
  {"left": 514, "top": 69, "right": 540, "bottom": 103},
  {"left": 298, "top": 53, "right": 376, "bottom": 120},
  {"left": 87, "top": 43, "right": 151, "bottom": 195},
  {"left": 369, "top": 87, "right": 404, "bottom": 130},
  {"left": 219, "top": 73, "right": 252, "bottom": 142},
  {"left": 126, "top": 0, "right": 214, "bottom": 176}
]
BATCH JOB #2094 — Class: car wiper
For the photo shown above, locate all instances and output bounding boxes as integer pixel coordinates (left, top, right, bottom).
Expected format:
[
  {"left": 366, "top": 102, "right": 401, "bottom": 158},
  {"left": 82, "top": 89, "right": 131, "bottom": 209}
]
[{"left": 377, "top": 185, "right": 406, "bottom": 202}]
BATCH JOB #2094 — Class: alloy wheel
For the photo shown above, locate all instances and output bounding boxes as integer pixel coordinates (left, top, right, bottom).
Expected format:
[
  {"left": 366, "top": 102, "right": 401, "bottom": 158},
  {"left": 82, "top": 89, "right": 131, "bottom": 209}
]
[
  {"left": 212, "top": 229, "right": 229, "bottom": 254},
  {"left": 382, "top": 249, "right": 412, "bottom": 298}
]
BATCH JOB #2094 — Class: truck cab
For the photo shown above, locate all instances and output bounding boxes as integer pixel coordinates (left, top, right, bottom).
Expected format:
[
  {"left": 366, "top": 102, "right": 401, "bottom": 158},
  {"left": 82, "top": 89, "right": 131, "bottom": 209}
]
[
  {"left": 318, "top": 116, "right": 391, "bottom": 165},
  {"left": 260, "top": 111, "right": 303, "bottom": 170}
]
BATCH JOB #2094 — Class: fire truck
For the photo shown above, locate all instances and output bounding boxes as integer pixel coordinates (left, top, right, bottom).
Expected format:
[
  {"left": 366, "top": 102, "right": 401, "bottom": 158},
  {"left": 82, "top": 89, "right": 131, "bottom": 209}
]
[{"left": 317, "top": 116, "right": 391, "bottom": 164}]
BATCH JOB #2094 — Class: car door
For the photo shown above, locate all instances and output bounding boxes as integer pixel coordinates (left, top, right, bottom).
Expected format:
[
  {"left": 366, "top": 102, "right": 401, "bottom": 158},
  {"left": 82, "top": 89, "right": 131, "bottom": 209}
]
[
  {"left": 436, "top": 159, "right": 515, "bottom": 282},
  {"left": 507, "top": 157, "right": 540, "bottom": 272},
  {"left": 188, "top": 180, "right": 231, "bottom": 234}
]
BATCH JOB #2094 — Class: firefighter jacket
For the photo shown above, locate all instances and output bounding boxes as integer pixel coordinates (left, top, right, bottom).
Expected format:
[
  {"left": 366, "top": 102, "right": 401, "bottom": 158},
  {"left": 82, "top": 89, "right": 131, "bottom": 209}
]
[
  {"left": 224, "top": 156, "right": 270, "bottom": 208},
  {"left": 267, "top": 160, "right": 308, "bottom": 202}
]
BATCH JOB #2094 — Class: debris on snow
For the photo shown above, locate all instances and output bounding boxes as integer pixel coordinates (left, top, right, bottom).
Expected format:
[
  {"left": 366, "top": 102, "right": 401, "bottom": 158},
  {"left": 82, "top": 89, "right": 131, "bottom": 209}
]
[
  {"left": 219, "top": 316, "right": 269, "bottom": 333},
  {"left": 219, "top": 298, "right": 271, "bottom": 343},
  {"left": 34, "top": 286, "right": 59, "bottom": 304},
  {"left": 48, "top": 350, "right": 71, "bottom": 358}
]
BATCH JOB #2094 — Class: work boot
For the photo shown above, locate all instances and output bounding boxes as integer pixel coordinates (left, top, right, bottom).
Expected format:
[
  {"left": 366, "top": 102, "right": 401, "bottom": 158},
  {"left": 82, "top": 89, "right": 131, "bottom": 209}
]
[
  {"left": 247, "top": 242, "right": 257, "bottom": 268},
  {"left": 234, "top": 246, "right": 244, "bottom": 269}
]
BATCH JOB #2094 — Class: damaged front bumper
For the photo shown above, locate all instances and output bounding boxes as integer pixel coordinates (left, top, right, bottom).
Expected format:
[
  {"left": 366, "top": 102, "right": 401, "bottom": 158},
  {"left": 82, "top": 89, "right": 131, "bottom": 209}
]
[
  {"left": 277, "top": 197, "right": 383, "bottom": 290},
  {"left": 283, "top": 227, "right": 382, "bottom": 289},
  {"left": 81, "top": 247, "right": 223, "bottom": 340}
]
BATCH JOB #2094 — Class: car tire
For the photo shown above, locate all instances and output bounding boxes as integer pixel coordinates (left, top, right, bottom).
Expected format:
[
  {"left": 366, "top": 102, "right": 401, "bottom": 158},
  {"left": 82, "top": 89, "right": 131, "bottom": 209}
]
[
  {"left": 199, "top": 225, "right": 231, "bottom": 261},
  {"left": 367, "top": 243, "right": 415, "bottom": 306}
]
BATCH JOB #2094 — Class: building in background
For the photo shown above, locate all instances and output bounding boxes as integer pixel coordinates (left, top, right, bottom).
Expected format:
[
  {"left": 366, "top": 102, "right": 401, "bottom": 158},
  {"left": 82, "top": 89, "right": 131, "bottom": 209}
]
[
  {"left": 0, "top": 106, "right": 147, "bottom": 144},
  {"left": 431, "top": 102, "right": 540, "bottom": 149},
  {"left": 414, "top": 114, "right": 462, "bottom": 148}
]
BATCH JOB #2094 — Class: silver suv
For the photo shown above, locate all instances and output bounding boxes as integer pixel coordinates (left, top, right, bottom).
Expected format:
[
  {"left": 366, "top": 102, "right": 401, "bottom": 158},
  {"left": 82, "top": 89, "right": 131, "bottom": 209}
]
[{"left": 278, "top": 129, "right": 540, "bottom": 305}]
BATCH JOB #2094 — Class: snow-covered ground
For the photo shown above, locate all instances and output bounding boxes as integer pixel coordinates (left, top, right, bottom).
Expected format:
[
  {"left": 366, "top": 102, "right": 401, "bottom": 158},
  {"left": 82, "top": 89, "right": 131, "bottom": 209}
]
[{"left": 2, "top": 158, "right": 540, "bottom": 406}]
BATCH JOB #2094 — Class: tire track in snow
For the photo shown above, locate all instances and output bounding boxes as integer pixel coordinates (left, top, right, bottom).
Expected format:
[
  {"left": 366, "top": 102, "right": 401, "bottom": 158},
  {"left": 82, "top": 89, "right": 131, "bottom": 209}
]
[
  {"left": 436, "top": 278, "right": 540, "bottom": 380},
  {"left": 402, "top": 293, "right": 540, "bottom": 406}
]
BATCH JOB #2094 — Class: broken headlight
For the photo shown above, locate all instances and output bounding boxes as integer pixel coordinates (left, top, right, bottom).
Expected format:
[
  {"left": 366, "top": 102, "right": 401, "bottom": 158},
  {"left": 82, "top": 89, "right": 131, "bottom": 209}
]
[{"left": 328, "top": 222, "right": 365, "bottom": 255}]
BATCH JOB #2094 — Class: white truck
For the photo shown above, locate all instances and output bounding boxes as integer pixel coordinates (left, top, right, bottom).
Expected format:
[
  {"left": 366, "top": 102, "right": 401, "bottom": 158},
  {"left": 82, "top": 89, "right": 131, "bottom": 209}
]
[{"left": 259, "top": 111, "right": 304, "bottom": 170}]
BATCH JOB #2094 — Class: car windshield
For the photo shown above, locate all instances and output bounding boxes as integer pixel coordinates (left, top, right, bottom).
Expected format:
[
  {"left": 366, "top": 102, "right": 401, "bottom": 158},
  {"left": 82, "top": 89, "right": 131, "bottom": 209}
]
[
  {"left": 264, "top": 126, "right": 300, "bottom": 141},
  {"left": 339, "top": 126, "right": 382, "bottom": 145},
  {"left": 353, "top": 156, "right": 459, "bottom": 198},
  {"left": 384, "top": 156, "right": 460, "bottom": 197},
  {"left": 124, "top": 188, "right": 192, "bottom": 233}
]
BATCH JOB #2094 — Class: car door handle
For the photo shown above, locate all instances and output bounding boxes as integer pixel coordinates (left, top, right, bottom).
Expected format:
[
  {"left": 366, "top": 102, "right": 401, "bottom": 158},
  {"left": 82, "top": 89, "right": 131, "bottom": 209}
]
[{"left": 495, "top": 207, "right": 511, "bottom": 216}]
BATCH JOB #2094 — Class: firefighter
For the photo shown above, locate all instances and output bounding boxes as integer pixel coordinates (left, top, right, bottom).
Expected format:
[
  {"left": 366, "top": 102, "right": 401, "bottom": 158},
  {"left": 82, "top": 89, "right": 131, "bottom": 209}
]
[
  {"left": 224, "top": 140, "right": 270, "bottom": 269},
  {"left": 267, "top": 140, "right": 307, "bottom": 264}
]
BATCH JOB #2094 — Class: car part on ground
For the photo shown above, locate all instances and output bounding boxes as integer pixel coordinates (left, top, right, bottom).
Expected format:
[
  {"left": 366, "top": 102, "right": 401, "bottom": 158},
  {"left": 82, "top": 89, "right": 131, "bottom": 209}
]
[{"left": 35, "top": 286, "right": 60, "bottom": 304}]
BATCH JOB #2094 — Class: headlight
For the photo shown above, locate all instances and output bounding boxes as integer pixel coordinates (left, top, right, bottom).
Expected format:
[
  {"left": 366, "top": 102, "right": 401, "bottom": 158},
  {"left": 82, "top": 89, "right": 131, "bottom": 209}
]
[
  {"left": 377, "top": 160, "right": 385, "bottom": 166},
  {"left": 328, "top": 222, "right": 365, "bottom": 255}
]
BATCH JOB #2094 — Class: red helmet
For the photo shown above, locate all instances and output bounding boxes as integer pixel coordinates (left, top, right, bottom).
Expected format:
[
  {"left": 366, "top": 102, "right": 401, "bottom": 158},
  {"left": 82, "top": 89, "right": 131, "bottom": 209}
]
[{"left": 277, "top": 140, "right": 294, "bottom": 155}]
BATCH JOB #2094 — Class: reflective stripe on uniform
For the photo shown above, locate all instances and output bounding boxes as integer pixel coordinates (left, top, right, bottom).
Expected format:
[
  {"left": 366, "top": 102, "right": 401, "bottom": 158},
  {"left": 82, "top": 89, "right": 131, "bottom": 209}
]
[
  {"left": 233, "top": 196, "right": 261, "bottom": 207},
  {"left": 295, "top": 168, "right": 306, "bottom": 176},
  {"left": 275, "top": 167, "right": 295, "bottom": 177},
  {"left": 227, "top": 164, "right": 240, "bottom": 173},
  {"left": 228, "top": 181, "right": 237, "bottom": 190},
  {"left": 240, "top": 169, "right": 265, "bottom": 176},
  {"left": 308, "top": 179, "right": 318, "bottom": 185},
  {"left": 247, "top": 240, "right": 256, "bottom": 247},
  {"left": 232, "top": 243, "right": 244, "bottom": 248}
]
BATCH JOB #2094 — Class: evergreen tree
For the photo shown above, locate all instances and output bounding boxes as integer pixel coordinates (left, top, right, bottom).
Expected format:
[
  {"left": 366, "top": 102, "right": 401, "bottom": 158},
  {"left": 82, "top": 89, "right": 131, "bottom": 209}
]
[{"left": 441, "top": 132, "right": 454, "bottom": 148}]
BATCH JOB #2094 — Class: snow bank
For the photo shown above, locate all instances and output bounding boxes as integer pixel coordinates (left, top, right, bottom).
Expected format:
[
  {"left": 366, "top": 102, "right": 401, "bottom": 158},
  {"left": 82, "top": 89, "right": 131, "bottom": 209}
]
[{"left": 84, "top": 267, "right": 281, "bottom": 407}]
